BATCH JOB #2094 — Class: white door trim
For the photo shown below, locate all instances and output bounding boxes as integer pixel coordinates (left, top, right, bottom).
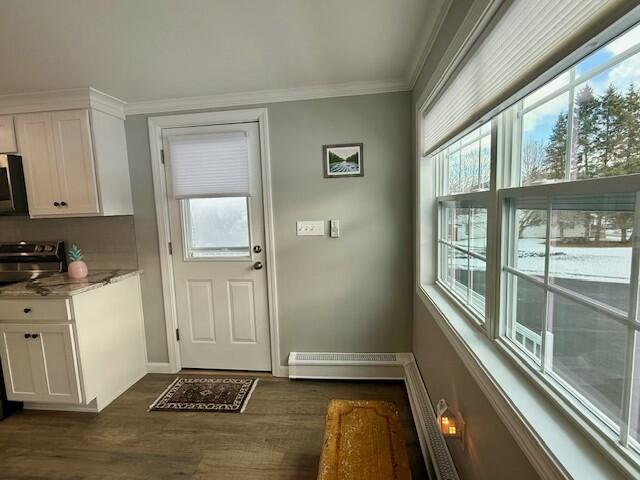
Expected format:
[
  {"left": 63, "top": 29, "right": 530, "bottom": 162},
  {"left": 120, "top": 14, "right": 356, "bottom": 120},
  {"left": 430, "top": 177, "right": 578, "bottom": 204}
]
[{"left": 147, "top": 108, "right": 283, "bottom": 376}]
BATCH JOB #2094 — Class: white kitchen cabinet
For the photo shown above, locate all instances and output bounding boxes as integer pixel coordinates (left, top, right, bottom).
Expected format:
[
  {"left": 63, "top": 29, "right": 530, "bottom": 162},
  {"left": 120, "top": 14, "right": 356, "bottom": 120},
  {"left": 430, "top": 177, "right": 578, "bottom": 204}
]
[
  {"left": 0, "top": 115, "right": 17, "bottom": 153},
  {"left": 0, "top": 274, "right": 146, "bottom": 412},
  {"left": 5, "top": 88, "right": 133, "bottom": 218},
  {"left": 0, "top": 323, "right": 81, "bottom": 404}
]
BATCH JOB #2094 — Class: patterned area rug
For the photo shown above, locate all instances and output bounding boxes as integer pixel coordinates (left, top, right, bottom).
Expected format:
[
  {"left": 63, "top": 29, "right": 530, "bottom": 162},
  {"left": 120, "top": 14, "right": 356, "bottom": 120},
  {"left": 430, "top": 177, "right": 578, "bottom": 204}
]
[{"left": 148, "top": 377, "right": 258, "bottom": 413}]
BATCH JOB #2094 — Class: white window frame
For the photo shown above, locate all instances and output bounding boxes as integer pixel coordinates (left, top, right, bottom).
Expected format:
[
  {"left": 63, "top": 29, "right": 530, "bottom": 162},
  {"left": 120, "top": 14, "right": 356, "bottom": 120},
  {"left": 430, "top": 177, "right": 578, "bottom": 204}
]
[
  {"left": 434, "top": 122, "right": 497, "bottom": 327},
  {"left": 418, "top": 12, "right": 640, "bottom": 477},
  {"left": 496, "top": 175, "right": 640, "bottom": 462}
]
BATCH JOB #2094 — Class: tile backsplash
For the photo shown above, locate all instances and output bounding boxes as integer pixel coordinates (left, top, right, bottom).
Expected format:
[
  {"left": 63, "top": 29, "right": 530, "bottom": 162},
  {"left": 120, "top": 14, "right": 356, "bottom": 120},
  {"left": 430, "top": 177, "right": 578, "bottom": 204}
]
[{"left": 0, "top": 215, "right": 138, "bottom": 270}]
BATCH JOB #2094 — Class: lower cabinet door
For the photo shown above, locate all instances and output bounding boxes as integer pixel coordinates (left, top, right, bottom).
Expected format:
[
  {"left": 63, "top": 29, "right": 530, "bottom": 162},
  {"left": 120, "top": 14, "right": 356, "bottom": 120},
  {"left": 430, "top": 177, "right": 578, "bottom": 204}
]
[
  {"left": 0, "top": 323, "right": 82, "bottom": 404},
  {"left": 0, "top": 325, "right": 41, "bottom": 401}
]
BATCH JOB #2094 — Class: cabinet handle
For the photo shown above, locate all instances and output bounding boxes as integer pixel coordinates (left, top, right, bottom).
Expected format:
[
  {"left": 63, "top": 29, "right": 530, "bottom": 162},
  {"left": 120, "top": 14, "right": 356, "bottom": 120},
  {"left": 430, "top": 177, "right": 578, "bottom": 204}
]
[
  {"left": 31, "top": 334, "right": 39, "bottom": 339},
  {"left": 24, "top": 333, "right": 30, "bottom": 339},
  {"left": 23, "top": 308, "right": 31, "bottom": 314},
  {"left": 60, "top": 201, "right": 67, "bottom": 207},
  {"left": 53, "top": 202, "right": 60, "bottom": 207}
]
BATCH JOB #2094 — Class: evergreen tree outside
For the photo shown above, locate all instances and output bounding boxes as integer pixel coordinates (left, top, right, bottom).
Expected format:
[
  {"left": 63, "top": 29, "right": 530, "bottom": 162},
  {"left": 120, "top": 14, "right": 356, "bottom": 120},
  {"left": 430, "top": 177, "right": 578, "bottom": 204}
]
[
  {"left": 574, "top": 84, "right": 599, "bottom": 179},
  {"left": 543, "top": 112, "right": 568, "bottom": 181},
  {"left": 595, "top": 85, "right": 626, "bottom": 176}
]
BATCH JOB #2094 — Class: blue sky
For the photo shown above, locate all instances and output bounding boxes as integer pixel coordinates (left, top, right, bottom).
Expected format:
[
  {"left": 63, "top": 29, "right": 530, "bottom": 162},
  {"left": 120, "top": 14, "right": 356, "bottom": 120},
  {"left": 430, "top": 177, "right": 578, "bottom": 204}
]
[{"left": 522, "top": 24, "right": 640, "bottom": 148}]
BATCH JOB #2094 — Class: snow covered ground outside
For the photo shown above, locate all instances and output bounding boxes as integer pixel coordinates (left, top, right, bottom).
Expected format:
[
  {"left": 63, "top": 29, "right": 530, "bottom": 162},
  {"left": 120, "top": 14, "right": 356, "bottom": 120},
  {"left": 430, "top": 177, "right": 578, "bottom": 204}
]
[{"left": 514, "top": 238, "right": 631, "bottom": 283}]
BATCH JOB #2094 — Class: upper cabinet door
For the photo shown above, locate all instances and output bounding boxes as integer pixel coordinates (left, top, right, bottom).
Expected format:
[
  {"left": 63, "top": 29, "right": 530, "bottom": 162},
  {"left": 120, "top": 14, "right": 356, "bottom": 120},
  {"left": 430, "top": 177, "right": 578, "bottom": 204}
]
[
  {"left": 51, "top": 110, "right": 99, "bottom": 215},
  {"left": 0, "top": 115, "right": 17, "bottom": 153},
  {"left": 14, "top": 112, "right": 64, "bottom": 216}
]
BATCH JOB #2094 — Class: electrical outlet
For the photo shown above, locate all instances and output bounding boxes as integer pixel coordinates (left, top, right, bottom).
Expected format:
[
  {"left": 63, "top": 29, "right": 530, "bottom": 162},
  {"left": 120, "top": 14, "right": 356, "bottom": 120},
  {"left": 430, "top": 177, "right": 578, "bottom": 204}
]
[{"left": 296, "top": 220, "right": 325, "bottom": 236}]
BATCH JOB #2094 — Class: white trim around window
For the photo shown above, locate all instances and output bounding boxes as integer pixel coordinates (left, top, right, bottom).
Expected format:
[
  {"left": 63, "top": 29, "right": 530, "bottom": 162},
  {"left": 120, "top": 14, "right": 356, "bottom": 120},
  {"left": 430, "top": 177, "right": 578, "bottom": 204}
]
[{"left": 417, "top": 7, "right": 640, "bottom": 479}]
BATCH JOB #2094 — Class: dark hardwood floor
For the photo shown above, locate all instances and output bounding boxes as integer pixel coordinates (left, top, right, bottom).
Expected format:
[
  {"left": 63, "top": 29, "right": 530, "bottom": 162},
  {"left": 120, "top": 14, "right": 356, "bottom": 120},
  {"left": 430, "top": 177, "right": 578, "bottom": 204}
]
[{"left": 0, "top": 372, "right": 426, "bottom": 479}]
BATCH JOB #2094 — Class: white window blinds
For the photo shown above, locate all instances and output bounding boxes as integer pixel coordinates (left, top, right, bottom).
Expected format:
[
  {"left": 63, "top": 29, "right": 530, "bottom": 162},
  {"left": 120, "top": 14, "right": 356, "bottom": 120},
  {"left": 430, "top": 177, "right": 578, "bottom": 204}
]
[
  {"left": 167, "top": 131, "right": 250, "bottom": 198},
  {"left": 422, "top": 0, "right": 623, "bottom": 155}
]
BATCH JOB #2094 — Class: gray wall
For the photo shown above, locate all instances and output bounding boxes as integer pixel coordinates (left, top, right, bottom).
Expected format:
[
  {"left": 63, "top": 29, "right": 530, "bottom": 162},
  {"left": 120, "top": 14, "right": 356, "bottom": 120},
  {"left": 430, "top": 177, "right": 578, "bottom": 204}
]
[
  {"left": 410, "top": 1, "right": 539, "bottom": 478},
  {"left": 413, "top": 300, "right": 540, "bottom": 480},
  {"left": 125, "top": 92, "right": 413, "bottom": 364}
]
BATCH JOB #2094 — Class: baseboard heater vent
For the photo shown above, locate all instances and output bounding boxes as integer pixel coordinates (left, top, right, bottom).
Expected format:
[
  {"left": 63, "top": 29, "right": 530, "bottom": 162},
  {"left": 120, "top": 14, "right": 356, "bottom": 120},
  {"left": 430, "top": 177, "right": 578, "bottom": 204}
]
[
  {"left": 404, "top": 359, "right": 460, "bottom": 480},
  {"left": 288, "top": 352, "right": 410, "bottom": 380}
]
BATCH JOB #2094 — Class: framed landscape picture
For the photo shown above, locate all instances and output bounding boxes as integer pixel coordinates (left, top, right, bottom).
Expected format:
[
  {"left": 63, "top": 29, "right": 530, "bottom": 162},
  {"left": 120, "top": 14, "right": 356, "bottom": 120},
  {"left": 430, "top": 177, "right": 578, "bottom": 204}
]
[{"left": 323, "top": 143, "right": 363, "bottom": 178}]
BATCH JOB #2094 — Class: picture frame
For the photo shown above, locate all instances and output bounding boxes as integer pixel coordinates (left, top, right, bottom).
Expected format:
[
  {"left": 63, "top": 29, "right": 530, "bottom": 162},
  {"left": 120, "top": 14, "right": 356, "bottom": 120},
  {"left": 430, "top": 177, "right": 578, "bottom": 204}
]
[{"left": 323, "top": 143, "right": 364, "bottom": 178}]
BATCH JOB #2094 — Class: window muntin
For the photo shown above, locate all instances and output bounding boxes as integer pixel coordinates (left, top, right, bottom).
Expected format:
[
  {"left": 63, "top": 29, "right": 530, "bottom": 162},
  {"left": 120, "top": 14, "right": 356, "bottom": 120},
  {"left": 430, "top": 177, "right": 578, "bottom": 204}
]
[
  {"left": 438, "top": 200, "right": 488, "bottom": 320},
  {"left": 439, "top": 123, "right": 491, "bottom": 194},
  {"left": 503, "top": 192, "right": 639, "bottom": 441},
  {"left": 518, "top": 22, "right": 640, "bottom": 186},
  {"left": 183, "top": 197, "right": 250, "bottom": 259},
  {"left": 423, "top": 21, "right": 640, "bottom": 471}
]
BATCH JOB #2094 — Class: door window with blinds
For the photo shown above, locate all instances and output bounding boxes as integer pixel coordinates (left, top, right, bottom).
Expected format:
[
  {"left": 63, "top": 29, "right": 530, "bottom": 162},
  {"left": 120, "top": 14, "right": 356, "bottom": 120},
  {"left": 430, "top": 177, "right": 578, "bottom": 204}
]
[
  {"left": 420, "top": 6, "right": 640, "bottom": 473},
  {"left": 167, "top": 131, "right": 252, "bottom": 259}
]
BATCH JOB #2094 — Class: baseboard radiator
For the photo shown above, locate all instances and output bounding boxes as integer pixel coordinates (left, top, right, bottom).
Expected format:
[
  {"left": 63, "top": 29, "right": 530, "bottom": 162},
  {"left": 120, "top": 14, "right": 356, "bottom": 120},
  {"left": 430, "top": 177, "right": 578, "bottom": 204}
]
[
  {"left": 288, "top": 352, "right": 459, "bottom": 480},
  {"left": 288, "top": 352, "right": 411, "bottom": 380},
  {"left": 404, "top": 359, "right": 460, "bottom": 480}
]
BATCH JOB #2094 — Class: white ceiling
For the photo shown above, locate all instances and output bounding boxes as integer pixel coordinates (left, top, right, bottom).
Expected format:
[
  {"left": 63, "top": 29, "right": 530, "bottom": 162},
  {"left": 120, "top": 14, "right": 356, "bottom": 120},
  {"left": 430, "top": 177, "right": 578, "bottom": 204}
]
[{"left": 0, "top": 0, "right": 449, "bottom": 103}]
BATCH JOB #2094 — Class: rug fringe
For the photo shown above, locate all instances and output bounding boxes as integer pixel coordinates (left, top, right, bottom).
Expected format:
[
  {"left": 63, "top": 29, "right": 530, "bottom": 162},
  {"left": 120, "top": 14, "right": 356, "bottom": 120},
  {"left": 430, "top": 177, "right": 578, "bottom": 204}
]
[
  {"left": 148, "top": 376, "right": 181, "bottom": 412},
  {"left": 240, "top": 378, "right": 259, "bottom": 413}
]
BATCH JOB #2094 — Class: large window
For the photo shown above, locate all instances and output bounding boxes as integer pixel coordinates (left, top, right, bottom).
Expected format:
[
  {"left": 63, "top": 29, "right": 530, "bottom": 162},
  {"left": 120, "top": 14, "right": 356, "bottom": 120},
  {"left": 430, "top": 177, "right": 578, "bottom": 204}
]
[
  {"left": 435, "top": 123, "right": 492, "bottom": 322},
  {"left": 423, "top": 20, "right": 640, "bottom": 472}
]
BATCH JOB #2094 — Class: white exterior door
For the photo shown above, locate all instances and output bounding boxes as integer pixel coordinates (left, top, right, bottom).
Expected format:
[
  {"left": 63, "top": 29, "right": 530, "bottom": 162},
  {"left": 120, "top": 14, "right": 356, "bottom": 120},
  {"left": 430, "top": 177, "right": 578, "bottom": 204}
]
[{"left": 163, "top": 122, "right": 271, "bottom": 371}]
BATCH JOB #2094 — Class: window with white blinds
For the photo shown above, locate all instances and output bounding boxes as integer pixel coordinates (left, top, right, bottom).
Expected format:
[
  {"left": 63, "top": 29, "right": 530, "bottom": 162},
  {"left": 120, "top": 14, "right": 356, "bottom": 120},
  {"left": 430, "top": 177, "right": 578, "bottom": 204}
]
[
  {"left": 167, "top": 131, "right": 250, "bottom": 198},
  {"left": 422, "top": 0, "right": 624, "bottom": 156}
]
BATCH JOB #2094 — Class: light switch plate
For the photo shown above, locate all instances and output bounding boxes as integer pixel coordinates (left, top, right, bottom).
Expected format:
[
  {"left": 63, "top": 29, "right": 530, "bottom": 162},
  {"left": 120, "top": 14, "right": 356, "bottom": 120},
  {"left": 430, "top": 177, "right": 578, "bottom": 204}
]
[
  {"left": 296, "top": 220, "right": 325, "bottom": 236},
  {"left": 330, "top": 219, "right": 340, "bottom": 238}
]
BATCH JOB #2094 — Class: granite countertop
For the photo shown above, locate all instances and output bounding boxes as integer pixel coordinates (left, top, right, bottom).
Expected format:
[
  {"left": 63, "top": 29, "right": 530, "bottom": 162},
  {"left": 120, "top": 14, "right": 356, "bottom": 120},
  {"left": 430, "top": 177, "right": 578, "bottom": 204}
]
[{"left": 0, "top": 269, "right": 142, "bottom": 298}]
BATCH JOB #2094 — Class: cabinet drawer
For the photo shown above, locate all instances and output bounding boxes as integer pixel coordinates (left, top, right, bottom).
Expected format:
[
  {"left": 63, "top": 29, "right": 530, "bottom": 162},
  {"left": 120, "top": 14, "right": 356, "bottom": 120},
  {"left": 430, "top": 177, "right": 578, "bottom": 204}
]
[{"left": 0, "top": 299, "right": 71, "bottom": 321}]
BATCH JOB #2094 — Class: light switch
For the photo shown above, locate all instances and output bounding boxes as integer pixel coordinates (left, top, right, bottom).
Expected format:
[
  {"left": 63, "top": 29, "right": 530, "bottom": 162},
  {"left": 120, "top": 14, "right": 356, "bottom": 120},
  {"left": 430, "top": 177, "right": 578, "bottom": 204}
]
[
  {"left": 330, "top": 219, "right": 340, "bottom": 238},
  {"left": 296, "top": 220, "right": 325, "bottom": 236}
]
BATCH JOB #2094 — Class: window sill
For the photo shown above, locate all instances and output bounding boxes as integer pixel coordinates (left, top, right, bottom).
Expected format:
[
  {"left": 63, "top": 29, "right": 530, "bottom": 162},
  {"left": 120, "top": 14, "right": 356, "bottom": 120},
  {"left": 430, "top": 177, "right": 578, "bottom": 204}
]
[{"left": 417, "top": 284, "right": 639, "bottom": 480}]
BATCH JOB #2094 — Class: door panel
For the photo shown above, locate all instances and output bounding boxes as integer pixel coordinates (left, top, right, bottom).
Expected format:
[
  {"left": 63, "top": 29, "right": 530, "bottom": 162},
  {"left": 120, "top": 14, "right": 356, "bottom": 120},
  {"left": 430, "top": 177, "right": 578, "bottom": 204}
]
[
  {"left": 164, "top": 121, "right": 271, "bottom": 371},
  {"left": 186, "top": 280, "right": 216, "bottom": 343},
  {"left": 0, "top": 115, "right": 17, "bottom": 153},
  {"left": 14, "top": 113, "right": 63, "bottom": 215},
  {"left": 0, "top": 327, "right": 40, "bottom": 401},
  {"left": 228, "top": 280, "right": 257, "bottom": 344},
  {"left": 36, "top": 324, "right": 82, "bottom": 403},
  {"left": 51, "top": 110, "right": 99, "bottom": 215}
]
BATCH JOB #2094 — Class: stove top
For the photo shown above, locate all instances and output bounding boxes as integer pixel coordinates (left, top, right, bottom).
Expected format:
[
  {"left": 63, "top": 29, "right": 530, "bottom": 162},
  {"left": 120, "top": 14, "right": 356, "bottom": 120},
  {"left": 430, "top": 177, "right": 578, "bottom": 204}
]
[{"left": 0, "top": 241, "right": 66, "bottom": 284}]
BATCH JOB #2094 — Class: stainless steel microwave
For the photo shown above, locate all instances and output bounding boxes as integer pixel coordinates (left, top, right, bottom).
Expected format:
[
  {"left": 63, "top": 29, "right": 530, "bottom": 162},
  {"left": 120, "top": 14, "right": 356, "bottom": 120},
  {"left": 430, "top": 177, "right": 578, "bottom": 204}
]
[{"left": 0, "top": 155, "right": 28, "bottom": 215}]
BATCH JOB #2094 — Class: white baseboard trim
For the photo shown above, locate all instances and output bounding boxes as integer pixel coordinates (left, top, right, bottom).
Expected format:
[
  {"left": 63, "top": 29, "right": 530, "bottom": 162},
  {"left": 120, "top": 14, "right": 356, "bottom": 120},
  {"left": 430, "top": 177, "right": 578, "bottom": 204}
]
[
  {"left": 146, "top": 362, "right": 175, "bottom": 374},
  {"left": 403, "top": 357, "right": 459, "bottom": 480},
  {"left": 288, "top": 352, "right": 412, "bottom": 380}
]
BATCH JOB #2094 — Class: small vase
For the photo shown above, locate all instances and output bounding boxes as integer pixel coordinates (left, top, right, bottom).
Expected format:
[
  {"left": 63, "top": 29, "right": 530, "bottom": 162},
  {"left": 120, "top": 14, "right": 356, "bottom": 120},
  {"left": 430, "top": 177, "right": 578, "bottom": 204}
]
[{"left": 68, "top": 260, "right": 88, "bottom": 279}]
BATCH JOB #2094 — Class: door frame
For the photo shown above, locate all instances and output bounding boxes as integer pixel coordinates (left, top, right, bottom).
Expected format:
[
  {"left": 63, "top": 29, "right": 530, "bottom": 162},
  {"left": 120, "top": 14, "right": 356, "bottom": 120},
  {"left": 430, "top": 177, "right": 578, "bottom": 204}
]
[{"left": 147, "top": 108, "right": 283, "bottom": 376}]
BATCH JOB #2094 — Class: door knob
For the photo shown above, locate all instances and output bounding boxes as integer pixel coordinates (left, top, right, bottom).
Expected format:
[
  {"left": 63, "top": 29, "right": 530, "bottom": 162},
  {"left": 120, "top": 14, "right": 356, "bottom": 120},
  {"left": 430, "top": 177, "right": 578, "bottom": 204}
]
[
  {"left": 53, "top": 202, "right": 60, "bottom": 207},
  {"left": 253, "top": 261, "right": 263, "bottom": 270},
  {"left": 24, "top": 333, "right": 30, "bottom": 339},
  {"left": 253, "top": 245, "right": 262, "bottom": 254},
  {"left": 60, "top": 201, "right": 67, "bottom": 207}
]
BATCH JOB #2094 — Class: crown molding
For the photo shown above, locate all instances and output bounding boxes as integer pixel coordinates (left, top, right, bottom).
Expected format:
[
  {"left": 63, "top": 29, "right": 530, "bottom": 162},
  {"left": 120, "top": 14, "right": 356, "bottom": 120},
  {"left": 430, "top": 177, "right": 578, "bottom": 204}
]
[
  {"left": 124, "top": 79, "right": 408, "bottom": 116},
  {"left": 0, "top": 87, "right": 126, "bottom": 119},
  {"left": 406, "top": 0, "right": 453, "bottom": 90}
]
